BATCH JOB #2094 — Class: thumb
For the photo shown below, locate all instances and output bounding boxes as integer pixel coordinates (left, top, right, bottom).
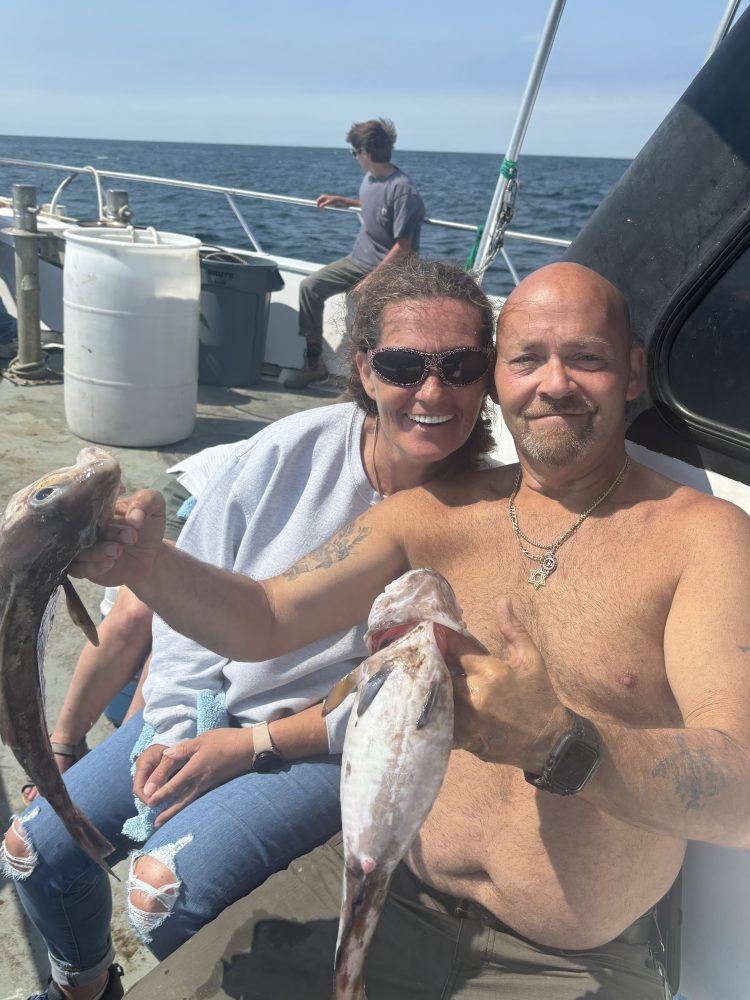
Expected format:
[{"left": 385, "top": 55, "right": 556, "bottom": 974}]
[
  {"left": 124, "top": 488, "right": 165, "bottom": 528},
  {"left": 495, "top": 597, "right": 534, "bottom": 656}
]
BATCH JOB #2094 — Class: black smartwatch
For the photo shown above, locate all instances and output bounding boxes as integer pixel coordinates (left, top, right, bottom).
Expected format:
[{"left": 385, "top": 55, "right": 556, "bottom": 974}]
[
  {"left": 524, "top": 709, "right": 601, "bottom": 795},
  {"left": 251, "top": 721, "right": 284, "bottom": 773}
]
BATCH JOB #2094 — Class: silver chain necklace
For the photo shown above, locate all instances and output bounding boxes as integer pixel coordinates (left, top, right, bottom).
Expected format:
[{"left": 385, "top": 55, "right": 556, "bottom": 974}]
[{"left": 508, "top": 456, "right": 630, "bottom": 590}]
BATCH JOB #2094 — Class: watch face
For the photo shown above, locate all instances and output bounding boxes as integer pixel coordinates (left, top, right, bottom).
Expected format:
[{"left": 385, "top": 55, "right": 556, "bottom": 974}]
[
  {"left": 555, "top": 740, "right": 600, "bottom": 790},
  {"left": 253, "top": 750, "right": 283, "bottom": 774}
]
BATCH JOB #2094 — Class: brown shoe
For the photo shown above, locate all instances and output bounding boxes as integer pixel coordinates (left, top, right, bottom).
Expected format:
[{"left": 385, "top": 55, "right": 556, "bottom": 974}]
[{"left": 282, "top": 357, "right": 329, "bottom": 389}]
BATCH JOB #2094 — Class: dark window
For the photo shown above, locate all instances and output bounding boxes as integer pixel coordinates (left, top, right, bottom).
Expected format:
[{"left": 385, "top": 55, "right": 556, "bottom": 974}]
[{"left": 667, "top": 249, "right": 750, "bottom": 435}]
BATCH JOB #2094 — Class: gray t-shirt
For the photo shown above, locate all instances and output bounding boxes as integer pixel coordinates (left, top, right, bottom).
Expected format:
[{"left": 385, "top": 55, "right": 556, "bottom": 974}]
[{"left": 351, "top": 166, "right": 425, "bottom": 270}]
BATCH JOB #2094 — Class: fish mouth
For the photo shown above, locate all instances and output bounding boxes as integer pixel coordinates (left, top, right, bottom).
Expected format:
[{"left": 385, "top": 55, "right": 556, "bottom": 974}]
[
  {"left": 369, "top": 621, "right": 421, "bottom": 652},
  {"left": 75, "top": 448, "right": 122, "bottom": 542},
  {"left": 76, "top": 446, "right": 120, "bottom": 475}
]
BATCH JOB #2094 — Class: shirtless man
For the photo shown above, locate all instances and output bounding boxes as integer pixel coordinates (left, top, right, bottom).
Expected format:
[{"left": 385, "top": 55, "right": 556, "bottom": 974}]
[{"left": 73, "top": 262, "right": 750, "bottom": 999}]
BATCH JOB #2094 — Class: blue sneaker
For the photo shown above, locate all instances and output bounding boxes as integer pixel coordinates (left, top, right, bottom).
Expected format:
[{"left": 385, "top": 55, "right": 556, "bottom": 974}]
[{"left": 27, "top": 964, "right": 124, "bottom": 1000}]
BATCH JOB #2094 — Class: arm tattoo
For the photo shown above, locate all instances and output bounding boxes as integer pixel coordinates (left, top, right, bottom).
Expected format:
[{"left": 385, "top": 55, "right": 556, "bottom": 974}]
[
  {"left": 282, "top": 523, "right": 371, "bottom": 581},
  {"left": 651, "top": 734, "right": 730, "bottom": 811}
]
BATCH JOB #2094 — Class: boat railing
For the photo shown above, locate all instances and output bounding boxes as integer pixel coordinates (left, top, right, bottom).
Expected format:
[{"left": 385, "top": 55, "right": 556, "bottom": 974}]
[{"left": 0, "top": 157, "right": 571, "bottom": 285}]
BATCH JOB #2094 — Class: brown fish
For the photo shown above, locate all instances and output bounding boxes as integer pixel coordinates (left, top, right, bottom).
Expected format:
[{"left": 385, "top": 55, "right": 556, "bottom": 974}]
[
  {"left": 324, "top": 568, "right": 482, "bottom": 1000},
  {"left": 0, "top": 447, "right": 122, "bottom": 876}
]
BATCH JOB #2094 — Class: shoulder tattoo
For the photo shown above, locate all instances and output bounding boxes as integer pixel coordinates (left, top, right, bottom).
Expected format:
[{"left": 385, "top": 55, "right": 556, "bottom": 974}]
[
  {"left": 282, "top": 523, "right": 372, "bottom": 581},
  {"left": 651, "top": 734, "right": 731, "bottom": 811}
]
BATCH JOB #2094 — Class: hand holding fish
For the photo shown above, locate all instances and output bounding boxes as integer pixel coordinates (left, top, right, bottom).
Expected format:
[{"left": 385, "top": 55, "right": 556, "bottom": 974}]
[
  {"left": 69, "top": 488, "right": 167, "bottom": 588},
  {"left": 447, "top": 597, "right": 569, "bottom": 768},
  {"left": 134, "top": 729, "right": 254, "bottom": 826},
  {"left": 330, "top": 568, "right": 472, "bottom": 1000}
]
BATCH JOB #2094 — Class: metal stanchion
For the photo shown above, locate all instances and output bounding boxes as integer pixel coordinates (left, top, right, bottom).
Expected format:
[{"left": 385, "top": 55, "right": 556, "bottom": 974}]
[{"left": 4, "top": 184, "right": 59, "bottom": 384}]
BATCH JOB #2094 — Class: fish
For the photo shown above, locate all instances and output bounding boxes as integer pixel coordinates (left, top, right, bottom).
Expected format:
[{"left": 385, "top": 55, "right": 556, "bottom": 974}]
[
  {"left": 0, "top": 447, "right": 122, "bottom": 877},
  {"left": 323, "top": 568, "right": 482, "bottom": 1000}
]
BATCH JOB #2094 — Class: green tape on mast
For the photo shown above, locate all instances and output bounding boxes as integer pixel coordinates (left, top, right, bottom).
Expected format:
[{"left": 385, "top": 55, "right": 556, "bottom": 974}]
[
  {"left": 465, "top": 223, "right": 484, "bottom": 270},
  {"left": 500, "top": 157, "right": 518, "bottom": 180}
]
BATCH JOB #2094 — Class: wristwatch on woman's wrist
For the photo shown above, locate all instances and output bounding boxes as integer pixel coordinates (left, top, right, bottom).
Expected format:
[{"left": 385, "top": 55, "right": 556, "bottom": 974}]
[
  {"left": 524, "top": 709, "right": 601, "bottom": 795},
  {"left": 251, "top": 721, "right": 284, "bottom": 773}
]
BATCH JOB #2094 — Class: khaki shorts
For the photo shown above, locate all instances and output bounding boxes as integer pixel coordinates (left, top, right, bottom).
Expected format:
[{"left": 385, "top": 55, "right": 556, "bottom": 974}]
[{"left": 125, "top": 834, "right": 667, "bottom": 1000}]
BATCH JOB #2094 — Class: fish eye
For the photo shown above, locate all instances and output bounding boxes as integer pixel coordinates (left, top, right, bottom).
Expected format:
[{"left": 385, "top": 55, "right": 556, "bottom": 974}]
[{"left": 31, "top": 486, "right": 57, "bottom": 505}]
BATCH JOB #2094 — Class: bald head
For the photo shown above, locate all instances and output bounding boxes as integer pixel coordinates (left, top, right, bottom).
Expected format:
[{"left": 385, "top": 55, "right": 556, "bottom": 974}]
[
  {"left": 493, "top": 262, "right": 645, "bottom": 466},
  {"left": 498, "top": 262, "right": 634, "bottom": 355}
]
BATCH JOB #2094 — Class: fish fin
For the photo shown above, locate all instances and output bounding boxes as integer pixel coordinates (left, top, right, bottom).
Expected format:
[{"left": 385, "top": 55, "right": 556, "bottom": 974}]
[
  {"left": 322, "top": 667, "right": 361, "bottom": 716},
  {"left": 61, "top": 576, "right": 100, "bottom": 647},
  {"left": 356, "top": 665, "right": 393, "bottom": 718},
  {"left": 416, "top": 682, "right": 441, "bottom": 730}
]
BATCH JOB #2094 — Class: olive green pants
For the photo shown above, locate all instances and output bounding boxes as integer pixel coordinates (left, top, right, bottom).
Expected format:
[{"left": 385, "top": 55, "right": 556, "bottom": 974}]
[
  {"left": 298, "top": 255, "right": 369, "bottom": 354},
  {"left": 125, "top": 834, "right": 667, "bottom": 999},
  {"left": 149, "top": 472, "right": 193, "bottom": 542}
]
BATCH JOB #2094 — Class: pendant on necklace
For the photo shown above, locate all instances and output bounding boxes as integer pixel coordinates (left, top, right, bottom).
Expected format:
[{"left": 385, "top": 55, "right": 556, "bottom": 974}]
[{"left": 528, "top": 551, "right": 557, "bottom": 590}]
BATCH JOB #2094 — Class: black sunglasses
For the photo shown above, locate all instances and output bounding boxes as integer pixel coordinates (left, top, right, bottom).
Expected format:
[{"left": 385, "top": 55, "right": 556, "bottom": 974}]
[
  {"left": 366, "top": 346, "right": 494, "bottom": 387},
  {"left": 350, "top": 148, "right": 362, "bottom": 157}
]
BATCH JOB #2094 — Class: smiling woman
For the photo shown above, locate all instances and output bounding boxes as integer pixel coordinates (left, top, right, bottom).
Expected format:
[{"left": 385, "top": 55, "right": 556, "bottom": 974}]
[
  {"left": 3, "top": 254, "right": 498, "bottom": 1000},
  {"left": 343, "top": 255, "right": 496, "bottom": 496}
]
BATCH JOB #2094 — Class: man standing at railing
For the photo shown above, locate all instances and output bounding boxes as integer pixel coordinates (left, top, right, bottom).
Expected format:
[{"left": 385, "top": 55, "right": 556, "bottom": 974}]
[{"left": 284, "top": 118, "right": 425, "bottom": 389}]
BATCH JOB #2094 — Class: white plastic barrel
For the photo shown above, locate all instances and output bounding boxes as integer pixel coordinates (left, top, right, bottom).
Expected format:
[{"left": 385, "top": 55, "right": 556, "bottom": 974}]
[{"left": 63, "top": 226, "right": 201, "bottom": 447}]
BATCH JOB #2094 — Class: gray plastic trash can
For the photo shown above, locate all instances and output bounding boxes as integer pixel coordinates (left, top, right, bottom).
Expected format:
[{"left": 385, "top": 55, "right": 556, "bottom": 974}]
[{"left": 199, "top": 252, "right": 285, "bottom": 386}]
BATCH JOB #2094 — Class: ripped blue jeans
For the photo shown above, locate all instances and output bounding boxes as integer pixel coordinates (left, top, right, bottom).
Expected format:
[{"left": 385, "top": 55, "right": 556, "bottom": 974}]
[{"left": 5, "top": 712, "right": 342, "bottom": 988}]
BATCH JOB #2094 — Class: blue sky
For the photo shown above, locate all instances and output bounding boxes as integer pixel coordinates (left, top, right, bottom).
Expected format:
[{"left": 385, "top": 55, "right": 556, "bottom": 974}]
[{"left": 2, "top": 0, "right": 747, "bottom": 157}]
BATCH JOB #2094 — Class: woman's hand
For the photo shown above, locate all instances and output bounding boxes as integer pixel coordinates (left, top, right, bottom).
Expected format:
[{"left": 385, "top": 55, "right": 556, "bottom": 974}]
[
  {"left": 68, "top": 489, "right": 167, "bottom": 587},
  {"left": 133, "top": 729, "right": 254, "bottom": 827},
  {"left": 132, "top": 743, "right": 170, "bottom": 805}
]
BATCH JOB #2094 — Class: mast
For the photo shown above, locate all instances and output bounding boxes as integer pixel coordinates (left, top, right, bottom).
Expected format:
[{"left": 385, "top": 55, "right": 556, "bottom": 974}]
[
  {"left": 705, "top": 0, "right": 742, "bottom": 61},
  {"left": 471, "top": 0, "right": 567, "bottom": 284}
]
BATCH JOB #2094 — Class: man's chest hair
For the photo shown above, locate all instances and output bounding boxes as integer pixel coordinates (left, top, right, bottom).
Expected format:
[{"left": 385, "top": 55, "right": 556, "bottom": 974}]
[{"left": 419, "top": 528, "right": 679, "bottom": 728}]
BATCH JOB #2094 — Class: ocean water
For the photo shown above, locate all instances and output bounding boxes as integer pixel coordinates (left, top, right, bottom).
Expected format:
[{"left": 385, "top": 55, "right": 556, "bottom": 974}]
[{"left": 0, "top": 135, "right": 629, "bottom": 296}]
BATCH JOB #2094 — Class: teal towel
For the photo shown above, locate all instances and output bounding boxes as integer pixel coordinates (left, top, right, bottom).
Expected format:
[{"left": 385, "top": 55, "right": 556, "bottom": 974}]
[{"left": 122, "top": 690, "right": 229, "bottom": 841}]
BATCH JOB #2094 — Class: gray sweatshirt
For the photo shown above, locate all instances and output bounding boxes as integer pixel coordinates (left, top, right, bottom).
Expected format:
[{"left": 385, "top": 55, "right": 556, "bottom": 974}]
[{"left": 143, "top": 402, "right": 378, "bottom": 752}]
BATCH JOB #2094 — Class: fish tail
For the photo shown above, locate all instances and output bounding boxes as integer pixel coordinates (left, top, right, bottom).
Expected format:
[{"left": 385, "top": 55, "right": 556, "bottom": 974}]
[
  {"left": 333, "top": 864, "right": 390, "bottom": 1000},
  {"left": 66, "top": 805, "right": 119, "bottom": 880},
  {"left": 46, "top": 789, "right": 119, "bottom": 880},
  {"left": 16, "top": 747, "right": 119, "bottom": 880}
]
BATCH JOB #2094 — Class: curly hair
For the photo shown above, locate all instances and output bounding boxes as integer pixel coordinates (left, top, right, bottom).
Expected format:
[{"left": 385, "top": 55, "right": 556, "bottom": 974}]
[{"left": 341, "top": 256, "right": 496, "bottom": 469}]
